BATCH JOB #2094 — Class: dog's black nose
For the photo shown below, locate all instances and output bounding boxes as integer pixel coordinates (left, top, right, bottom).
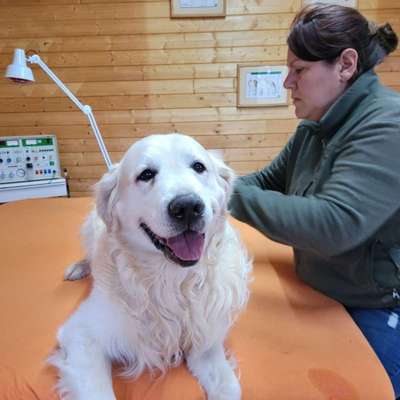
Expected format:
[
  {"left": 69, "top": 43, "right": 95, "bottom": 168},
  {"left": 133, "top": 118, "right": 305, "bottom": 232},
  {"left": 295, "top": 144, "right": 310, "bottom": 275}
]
[{"left": 168, "top": 194, "right": 205, "bottom": 226}]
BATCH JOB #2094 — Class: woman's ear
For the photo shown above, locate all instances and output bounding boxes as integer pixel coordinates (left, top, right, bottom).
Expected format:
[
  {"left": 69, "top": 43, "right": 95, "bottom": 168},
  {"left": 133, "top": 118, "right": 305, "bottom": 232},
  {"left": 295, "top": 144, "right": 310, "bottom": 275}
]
[
  {"left": 94, "top": 164, "right": 120, "bottom": 232},
  {"left": 338, "top": 48, "right": 358, "bottom": 82}
]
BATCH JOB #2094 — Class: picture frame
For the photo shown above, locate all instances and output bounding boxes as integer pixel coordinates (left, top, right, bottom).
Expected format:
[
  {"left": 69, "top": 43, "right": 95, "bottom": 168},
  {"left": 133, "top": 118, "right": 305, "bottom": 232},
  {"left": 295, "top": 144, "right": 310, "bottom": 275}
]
[
  {"left": 237, "top": 65, "right": 288, "bottom": 108},
  {"left": 170, "top": 0, "right": 226, "bottom": 18},
  {"left": 302, "top": 0, "right": 357, "bottom": 8}
]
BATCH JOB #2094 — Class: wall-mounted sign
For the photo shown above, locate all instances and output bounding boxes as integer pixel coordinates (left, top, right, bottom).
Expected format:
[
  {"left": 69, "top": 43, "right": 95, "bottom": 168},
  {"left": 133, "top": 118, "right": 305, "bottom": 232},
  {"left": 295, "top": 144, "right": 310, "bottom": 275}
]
[
  {"left": 237, "top": 65, "right": 288, "bottom": 108},
  {"left": 171, "top": 0, "right": 226, "bottom": 18}
]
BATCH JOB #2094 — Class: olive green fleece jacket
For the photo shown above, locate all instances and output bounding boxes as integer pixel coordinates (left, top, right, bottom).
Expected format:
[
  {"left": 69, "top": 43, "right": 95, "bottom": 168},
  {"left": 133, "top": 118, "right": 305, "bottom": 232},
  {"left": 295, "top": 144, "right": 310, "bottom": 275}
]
[{"left": 229, "top": 70, "right": 400, "bottom": 308}]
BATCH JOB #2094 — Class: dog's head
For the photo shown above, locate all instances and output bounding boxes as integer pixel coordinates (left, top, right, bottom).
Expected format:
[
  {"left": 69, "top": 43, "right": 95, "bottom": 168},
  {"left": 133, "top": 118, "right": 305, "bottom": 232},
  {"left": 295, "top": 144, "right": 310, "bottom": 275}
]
[{"left": 95, "top": 133, "right": 235, "bottom": 267}]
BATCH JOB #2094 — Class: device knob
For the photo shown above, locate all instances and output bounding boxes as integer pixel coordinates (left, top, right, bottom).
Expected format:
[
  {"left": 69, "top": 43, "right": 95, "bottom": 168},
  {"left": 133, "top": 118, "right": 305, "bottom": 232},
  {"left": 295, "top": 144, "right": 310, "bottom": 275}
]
[{"left": 16, "top": 169, "right": 26, "bottom": 177}]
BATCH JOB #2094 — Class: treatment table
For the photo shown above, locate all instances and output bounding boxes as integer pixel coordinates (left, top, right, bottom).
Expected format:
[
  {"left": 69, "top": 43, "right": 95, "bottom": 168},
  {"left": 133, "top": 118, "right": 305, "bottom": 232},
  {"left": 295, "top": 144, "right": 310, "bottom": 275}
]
[{"left": 0, "top": 197, "right": 394, "bottom": 399}]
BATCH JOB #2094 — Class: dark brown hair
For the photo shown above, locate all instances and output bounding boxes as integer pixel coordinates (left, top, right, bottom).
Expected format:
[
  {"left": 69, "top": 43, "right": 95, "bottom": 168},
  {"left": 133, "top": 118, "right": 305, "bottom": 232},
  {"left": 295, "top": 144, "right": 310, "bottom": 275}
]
[{"left": 287, "top": 3, "right": 398, "bottom": 77}]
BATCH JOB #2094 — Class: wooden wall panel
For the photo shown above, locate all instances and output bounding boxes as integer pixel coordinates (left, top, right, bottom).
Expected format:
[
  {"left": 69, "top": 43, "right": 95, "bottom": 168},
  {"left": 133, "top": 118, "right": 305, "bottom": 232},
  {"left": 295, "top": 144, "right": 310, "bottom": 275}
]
[{"left": 0, "top": 0, "right": 399, "bottom": 197}]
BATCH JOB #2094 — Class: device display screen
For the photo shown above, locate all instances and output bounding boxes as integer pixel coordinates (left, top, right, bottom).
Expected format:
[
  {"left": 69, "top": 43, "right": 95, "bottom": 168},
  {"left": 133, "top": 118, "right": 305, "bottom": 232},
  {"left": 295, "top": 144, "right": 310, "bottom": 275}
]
[
  {"left": 0, "top": 140, "right": 19, "bottom": 148},
  {"left": 22, "top": 138, "right": 54, "bottom": 146}
]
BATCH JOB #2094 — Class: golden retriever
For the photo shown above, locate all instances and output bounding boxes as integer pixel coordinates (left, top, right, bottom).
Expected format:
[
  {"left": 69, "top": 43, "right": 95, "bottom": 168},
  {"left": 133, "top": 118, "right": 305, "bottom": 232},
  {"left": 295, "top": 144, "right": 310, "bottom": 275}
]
[{"left": 49, "top": 133, "right": 251, "bottom": 400}]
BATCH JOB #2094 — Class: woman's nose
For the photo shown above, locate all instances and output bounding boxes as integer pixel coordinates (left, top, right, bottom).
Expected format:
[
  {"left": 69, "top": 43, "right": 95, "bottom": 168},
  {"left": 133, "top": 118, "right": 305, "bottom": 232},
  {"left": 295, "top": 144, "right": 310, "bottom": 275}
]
[{"left": 283, "top": 72, "right": 295, "bottom": 89}]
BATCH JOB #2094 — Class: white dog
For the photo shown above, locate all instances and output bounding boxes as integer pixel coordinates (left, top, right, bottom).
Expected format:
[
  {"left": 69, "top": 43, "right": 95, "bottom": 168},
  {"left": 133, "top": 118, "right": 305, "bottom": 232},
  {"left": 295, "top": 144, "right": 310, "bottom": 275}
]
[{"left": 49, "top": 133, "right": 251, "bottom": 400}]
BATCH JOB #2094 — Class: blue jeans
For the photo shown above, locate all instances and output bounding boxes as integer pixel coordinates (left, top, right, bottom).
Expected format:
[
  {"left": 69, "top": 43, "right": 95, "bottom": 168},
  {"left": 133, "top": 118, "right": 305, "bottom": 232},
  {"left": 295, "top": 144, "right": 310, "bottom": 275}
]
[{"left": 346, "top": 306, "right": 400, "bottom": 398}]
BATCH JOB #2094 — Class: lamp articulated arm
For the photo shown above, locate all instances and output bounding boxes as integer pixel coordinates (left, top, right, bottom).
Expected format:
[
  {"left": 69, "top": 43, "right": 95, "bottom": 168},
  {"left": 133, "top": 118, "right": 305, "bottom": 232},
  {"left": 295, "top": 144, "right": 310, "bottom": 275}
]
[{"left": 27, "top": 54, "right": 113, "bottom": 171}]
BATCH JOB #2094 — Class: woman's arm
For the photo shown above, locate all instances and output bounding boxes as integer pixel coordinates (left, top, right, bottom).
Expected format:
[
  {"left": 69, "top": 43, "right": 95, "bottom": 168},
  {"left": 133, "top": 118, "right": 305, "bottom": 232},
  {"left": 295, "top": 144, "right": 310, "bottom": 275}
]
[
  {"left": 233, "top": 134, "right": 295, "bottom": 192},
  {"left": 229, "top": 106, "right": 400, "bottom": 257}
]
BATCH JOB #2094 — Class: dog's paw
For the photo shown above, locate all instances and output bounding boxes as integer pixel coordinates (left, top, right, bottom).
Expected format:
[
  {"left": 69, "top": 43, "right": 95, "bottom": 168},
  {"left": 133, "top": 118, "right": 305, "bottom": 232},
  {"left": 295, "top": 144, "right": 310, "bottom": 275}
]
[
  {"left": 207, "top": 381, "right": 241, "bottom": 400},
  {"left": 64, "top": 259, "right": 91, "bottom": 281}
]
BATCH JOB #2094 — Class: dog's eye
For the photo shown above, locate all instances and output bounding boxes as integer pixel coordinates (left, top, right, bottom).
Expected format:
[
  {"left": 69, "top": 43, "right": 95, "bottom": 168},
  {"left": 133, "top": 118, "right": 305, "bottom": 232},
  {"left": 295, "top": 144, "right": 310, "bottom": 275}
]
[
  {"left": 192, "top": 161, "right": 206, "bottom": 174},
  {"left": 137, "top": 169, "right": 157, "bottom": 182}
]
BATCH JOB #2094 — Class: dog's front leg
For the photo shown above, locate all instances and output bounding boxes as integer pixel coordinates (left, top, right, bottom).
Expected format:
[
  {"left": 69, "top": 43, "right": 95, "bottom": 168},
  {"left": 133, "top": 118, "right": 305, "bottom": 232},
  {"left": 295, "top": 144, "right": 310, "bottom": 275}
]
[
  {"left": 187, "top": 342, "right": 241, "bottom": 400},
  {"left": 49, "top": 334, "right": 116, "bottom": 400},
  {"left": 64, "top": 258, "right": 91, "bottom": 281}
]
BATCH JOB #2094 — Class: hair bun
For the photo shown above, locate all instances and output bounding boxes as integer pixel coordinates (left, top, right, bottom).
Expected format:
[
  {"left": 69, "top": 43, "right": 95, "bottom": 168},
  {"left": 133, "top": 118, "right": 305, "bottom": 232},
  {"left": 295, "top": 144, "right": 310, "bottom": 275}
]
[{"left": 377, "top": 23, "right": 398, "bottom": 54}]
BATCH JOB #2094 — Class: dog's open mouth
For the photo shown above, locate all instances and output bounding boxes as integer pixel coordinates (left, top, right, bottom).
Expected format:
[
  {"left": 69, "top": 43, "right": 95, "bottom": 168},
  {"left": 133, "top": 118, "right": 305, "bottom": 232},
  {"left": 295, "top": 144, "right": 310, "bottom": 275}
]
[{"left": 140, "top": 223, "right": 205, "bottom": 267}]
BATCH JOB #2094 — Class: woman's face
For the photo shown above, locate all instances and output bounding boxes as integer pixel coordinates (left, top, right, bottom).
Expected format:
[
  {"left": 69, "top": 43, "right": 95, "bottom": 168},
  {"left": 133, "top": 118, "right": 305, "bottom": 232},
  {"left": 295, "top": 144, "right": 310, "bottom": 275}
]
[{"left": 284, "top": 49, "right": 348, "bottom": 121}]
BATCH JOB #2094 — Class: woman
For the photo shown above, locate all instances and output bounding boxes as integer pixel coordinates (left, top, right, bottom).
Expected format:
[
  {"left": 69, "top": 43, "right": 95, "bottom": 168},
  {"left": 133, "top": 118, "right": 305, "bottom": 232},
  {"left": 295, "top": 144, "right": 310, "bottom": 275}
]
[{"left": 229, "top": 3, "right": 400, "bottom": 397}]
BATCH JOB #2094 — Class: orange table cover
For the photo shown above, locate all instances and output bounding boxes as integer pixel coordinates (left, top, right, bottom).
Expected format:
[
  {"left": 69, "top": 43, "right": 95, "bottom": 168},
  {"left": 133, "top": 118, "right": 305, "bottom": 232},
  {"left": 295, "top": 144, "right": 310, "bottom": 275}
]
[{"left": 0, "top": 197, "right": 394, "bottom": 400}]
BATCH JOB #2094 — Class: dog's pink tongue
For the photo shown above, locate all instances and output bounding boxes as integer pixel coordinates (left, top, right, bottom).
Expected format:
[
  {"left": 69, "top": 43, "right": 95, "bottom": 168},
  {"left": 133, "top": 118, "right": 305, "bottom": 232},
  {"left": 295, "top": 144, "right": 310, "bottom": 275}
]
[{"left": 166, "top": 231, "right": 204, "bottom": 261}]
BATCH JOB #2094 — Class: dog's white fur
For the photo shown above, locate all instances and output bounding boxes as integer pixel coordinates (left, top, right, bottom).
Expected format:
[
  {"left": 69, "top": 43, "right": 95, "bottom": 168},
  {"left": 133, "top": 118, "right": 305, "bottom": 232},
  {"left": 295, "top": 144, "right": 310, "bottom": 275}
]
[{"left": 49, "top": 133, "right": 251, "bottom": 400}]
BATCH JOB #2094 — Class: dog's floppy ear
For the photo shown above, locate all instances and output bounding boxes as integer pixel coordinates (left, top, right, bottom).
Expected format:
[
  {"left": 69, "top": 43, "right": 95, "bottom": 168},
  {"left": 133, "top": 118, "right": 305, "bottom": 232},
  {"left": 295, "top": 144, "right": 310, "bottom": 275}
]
[
  {"left": 94, "top": 164, "right": 120, "bottom": 231},
  {"left": 208, "top": 150, "right": 236, "bottom": 198}
]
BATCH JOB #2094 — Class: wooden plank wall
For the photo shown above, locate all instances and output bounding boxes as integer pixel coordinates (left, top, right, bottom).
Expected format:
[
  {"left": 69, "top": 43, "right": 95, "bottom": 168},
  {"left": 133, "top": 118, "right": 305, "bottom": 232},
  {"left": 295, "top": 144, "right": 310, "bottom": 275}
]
[{"left": 0, "top": 0, "right": 399, "bottom": 197}]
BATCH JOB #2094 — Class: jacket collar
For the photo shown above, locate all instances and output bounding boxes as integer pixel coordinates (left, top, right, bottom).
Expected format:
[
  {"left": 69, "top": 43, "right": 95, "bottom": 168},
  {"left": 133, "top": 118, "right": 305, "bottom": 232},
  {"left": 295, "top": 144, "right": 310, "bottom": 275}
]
[{"left": 298, "top": 70, "right": 378, "bottom": 141}]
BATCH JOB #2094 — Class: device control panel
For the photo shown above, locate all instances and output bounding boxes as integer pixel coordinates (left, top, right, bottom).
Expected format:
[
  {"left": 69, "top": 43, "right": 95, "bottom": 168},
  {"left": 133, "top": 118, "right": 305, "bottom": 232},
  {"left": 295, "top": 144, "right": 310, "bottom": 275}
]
[{"left": 0, "top": 135, "right": 62, "bottom": 184}]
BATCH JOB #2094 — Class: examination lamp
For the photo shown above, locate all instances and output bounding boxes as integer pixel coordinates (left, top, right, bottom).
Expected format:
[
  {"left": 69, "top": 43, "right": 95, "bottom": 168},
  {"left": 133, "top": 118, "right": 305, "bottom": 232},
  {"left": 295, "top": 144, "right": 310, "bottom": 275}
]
[{"left": 5, "top": 48, "right": 113, "bottom": 170}]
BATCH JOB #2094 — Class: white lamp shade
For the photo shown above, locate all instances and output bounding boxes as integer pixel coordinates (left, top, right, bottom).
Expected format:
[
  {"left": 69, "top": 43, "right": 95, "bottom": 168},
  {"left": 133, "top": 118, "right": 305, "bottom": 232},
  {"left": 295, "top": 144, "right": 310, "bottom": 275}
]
[{"left": 5, "top": 49, "right": 34, "bottom": 83}]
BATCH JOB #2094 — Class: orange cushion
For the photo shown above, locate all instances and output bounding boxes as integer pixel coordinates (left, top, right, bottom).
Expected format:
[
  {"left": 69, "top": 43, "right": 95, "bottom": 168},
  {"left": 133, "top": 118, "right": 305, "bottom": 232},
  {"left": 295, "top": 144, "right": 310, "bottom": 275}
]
[{"left": 0, "top": 197, "right": 394, "bottom": 399}]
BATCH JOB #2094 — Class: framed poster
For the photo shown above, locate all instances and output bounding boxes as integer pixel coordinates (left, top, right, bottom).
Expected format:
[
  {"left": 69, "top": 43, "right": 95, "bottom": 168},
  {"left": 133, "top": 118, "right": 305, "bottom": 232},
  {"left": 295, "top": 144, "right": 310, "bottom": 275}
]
[
  {"left": 302, "top": 0, "right": 357, "bottom": 8},
  {"left": 170, "top": 0, "right": 226, "bottom": 18},
  {"left": 237, "top": 65, "right": 288, "bottom": 108}
]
